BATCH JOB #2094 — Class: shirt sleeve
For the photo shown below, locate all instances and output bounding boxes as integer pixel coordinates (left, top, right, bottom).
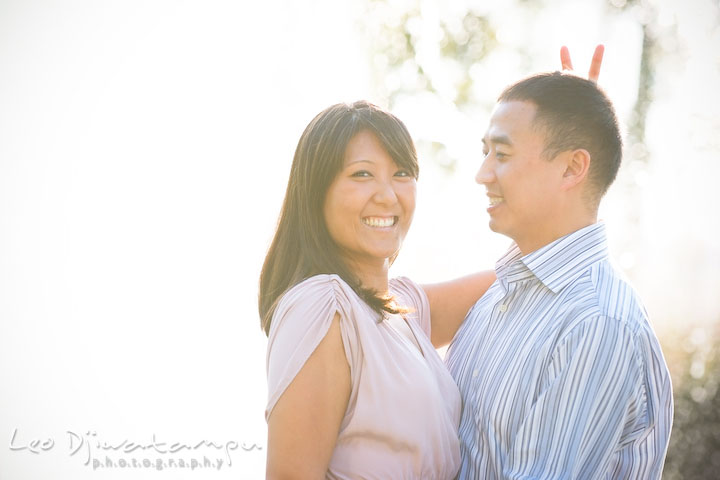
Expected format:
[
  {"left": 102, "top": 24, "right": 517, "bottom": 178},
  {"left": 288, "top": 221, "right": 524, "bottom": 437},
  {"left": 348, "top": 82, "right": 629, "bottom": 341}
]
[
  {"left": 504, "top": 316, "right": 648, "bottom": 479},
  {"left": 265, "top": 275, "right": 360, "bottom": 421},
  {"left": 390, "top": 276, "right": 432, "bottom": 339}
]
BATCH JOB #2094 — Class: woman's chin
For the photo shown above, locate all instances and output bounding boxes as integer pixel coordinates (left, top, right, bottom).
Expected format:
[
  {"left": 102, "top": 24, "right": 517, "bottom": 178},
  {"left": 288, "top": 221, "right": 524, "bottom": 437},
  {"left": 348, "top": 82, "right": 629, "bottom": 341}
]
[{"left": 345, "top": 249, "right": 400, "bottom": 267}]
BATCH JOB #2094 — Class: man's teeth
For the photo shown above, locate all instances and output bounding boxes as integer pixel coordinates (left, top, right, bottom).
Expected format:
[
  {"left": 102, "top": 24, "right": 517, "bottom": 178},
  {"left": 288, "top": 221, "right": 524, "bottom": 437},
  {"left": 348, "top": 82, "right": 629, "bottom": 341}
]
[
  {"left": 489, "top": 197, "right": 503, "bottom": 207},
  {"left": 363, "top": 217, "right": 396, "bottom": 227}
]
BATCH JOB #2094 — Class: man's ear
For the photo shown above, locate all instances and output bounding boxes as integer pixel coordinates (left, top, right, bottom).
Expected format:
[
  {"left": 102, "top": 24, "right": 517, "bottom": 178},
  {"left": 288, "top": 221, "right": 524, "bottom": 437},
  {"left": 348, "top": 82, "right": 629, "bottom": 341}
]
[{"left": 561, "top": 149, "right": 591, "bottom": 190}]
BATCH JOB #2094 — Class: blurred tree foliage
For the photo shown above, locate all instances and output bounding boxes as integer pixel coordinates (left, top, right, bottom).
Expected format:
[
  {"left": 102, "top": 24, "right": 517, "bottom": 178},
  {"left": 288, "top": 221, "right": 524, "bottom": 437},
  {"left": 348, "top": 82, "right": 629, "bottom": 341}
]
[
  {"left": 359, "top": 0, "right": 498, "bottom": 173},
  {"left": 662, "top": 323, "right": 720, "bottom": 478},
  {"left": 604, "top": 0, "right": 684, "bottom": 163},
  {"left": 361, "top": 0, "right": 497, "bottom": 110},
  {"left": 361, "top": 0, "right": 680, "bottom": 167},
  {"left": 359, "top": 0, "right": 672, "bottom": 175},
  {"left": 361, "top": 0, "right": 720, "bottom": 476},
  {"left": 606, "top": 0, "right": 659, "bottom": 153}
]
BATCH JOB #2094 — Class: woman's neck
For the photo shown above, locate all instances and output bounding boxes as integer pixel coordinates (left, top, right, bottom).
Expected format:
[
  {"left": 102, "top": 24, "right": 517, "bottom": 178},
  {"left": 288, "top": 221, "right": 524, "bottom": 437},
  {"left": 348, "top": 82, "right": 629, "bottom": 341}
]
[{"left": 346, "top": 258, "right": 390, "bottom": 293}]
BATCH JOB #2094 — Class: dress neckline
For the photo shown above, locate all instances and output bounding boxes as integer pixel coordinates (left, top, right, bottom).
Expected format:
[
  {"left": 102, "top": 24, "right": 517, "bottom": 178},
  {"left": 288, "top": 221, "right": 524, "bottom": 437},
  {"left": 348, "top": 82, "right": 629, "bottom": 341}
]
[{"left": 384, "top": 312, "right": 426, "bottom": 359}]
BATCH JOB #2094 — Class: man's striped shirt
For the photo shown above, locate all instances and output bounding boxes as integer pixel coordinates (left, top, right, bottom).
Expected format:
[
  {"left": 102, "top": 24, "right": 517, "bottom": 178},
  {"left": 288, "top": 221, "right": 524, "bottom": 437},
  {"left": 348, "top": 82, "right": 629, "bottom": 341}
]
[{"left": 445, "top": 222, "right": 673, "bottom": 479}]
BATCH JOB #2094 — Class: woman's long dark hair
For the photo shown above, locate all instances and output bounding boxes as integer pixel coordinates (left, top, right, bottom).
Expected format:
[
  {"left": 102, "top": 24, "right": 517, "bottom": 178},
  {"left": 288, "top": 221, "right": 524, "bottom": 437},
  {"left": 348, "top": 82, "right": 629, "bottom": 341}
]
[{"left": 258, "top": 101, "right": 419, "bottom": 334}]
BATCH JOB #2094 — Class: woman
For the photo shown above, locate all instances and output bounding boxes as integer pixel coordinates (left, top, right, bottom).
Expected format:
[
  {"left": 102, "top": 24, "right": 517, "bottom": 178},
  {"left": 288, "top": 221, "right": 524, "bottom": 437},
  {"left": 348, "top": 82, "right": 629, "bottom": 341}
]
[
  {"left": 259, "top": 100, "right": 493, "bottom": 478},
  {"left": 260, "top": 48, "right": 603, "bottom": 479}
]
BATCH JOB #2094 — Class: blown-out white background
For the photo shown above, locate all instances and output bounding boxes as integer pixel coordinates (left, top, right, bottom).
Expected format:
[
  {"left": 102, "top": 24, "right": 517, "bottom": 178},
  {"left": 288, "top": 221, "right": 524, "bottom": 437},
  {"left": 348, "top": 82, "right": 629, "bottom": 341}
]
[{"left": 1, "top": 0, "right": 718, "bottom": 479}]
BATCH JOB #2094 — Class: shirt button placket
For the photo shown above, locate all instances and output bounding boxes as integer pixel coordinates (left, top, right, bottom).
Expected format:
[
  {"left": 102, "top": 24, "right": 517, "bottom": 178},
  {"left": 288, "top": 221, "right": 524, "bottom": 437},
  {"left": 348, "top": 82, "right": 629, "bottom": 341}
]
[{"left": 497, "top": 282, "right": 514, "bottom": 315}]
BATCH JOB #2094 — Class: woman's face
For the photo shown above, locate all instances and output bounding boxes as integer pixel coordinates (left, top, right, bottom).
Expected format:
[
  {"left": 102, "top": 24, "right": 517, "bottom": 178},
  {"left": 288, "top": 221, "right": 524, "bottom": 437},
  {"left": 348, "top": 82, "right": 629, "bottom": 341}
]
[{"left": 323, "top": 130, "right": 416, "bottom": 271}]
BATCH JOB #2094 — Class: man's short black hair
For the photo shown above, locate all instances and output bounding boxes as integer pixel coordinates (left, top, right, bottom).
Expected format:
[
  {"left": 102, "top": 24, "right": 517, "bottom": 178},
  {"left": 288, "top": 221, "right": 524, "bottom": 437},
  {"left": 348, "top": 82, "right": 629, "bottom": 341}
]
[{"left": 498, "top": 72, "right": 622, "bottom": 202}]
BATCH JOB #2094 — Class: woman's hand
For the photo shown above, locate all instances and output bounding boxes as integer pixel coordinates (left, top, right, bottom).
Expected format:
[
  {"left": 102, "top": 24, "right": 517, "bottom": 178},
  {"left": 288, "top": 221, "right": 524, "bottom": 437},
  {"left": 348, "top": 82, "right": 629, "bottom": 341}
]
[{"left": 560, "top": 44, "right": 604, "bottom": 83}]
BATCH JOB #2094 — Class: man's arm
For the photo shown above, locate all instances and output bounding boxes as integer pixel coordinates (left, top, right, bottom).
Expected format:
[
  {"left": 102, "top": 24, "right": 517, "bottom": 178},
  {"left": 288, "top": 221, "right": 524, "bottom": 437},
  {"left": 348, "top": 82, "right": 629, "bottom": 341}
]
[{"left": 503, "top": 317, "right": 648, "bottom": 479}]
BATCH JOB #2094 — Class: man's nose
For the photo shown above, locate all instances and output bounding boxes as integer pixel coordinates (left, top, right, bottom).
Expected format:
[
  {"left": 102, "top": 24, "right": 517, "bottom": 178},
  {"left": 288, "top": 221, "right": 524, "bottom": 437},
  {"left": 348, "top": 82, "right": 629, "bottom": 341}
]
[{"left": 475, "top": 157, "right": 494, "bottom": 185}]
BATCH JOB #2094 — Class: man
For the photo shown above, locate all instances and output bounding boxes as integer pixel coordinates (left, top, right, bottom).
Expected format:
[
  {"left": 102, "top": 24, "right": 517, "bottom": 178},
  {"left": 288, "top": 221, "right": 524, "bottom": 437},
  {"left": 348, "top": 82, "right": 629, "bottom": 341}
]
[{"left": 445, "top": 72, "right": 673, "bottom": 479}]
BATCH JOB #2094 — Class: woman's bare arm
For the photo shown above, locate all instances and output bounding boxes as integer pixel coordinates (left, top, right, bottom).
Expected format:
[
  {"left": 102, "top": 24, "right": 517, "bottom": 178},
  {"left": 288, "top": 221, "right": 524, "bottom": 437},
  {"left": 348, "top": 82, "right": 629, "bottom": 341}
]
[
  {"left": 422, "top": 271, "right": 496, "bottom": 348},
  {"left": 266, "top": 313, "right": 350, "bottom": 479}
]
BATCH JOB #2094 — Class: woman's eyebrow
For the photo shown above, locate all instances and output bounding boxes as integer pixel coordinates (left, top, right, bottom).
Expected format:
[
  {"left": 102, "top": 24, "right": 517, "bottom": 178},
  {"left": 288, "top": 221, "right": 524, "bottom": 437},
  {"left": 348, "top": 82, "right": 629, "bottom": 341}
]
[{"left": 345, "top": 159, "right": 375, "bottom": 166}]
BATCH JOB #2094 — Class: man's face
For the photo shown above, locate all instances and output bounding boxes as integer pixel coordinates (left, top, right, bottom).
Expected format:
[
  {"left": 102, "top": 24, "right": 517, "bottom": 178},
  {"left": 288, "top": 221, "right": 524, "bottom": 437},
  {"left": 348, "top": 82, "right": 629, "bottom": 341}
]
[{"left": 477, "top": 100, "right": 568, "bottom": 253}]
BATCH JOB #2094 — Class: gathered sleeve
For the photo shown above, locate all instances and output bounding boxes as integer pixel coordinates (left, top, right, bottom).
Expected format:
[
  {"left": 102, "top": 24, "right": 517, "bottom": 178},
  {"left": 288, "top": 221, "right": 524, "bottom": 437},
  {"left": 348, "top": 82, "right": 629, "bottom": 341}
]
[
  {"left": 265, "top": 275, "right": 361, "bottom": 421},
  {"left": 390, "top": 276, "right": 432, "bottom": 339}
]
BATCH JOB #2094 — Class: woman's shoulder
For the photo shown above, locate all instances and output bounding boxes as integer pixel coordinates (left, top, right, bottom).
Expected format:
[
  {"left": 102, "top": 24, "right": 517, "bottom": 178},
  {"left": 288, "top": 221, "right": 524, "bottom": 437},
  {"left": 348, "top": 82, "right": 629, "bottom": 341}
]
[
  {"left": 282, "top": 274, "right": 423, "bottom": 305},
  {"left": 389, "top": 276, "right": 431, "bottom": 338},
  {"left": 389, "top": 276, "right": 427, "bottom": 306},
  {"left": 266, "top": 274, "right": 361, "bottom": 421},
  {"left": 389, "top": 275, "right": 421, "bottom": 289},
  {"left": 287, "top": 273, "right": 351, "bottom": 292},
  {"left": 271, "top": 274, "right": 360, "bottom": 330},
  {"left": 278, "top": 274, "right": 356, "bottom": 306}
]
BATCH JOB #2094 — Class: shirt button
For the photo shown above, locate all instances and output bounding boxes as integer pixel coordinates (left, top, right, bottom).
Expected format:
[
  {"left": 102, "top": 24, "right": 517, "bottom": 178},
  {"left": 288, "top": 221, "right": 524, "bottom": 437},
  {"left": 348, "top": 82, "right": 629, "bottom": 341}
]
[
  {"left": 473, "top": 369, "right": 479, "bottom": 378},
  {"left": 499, "top": 304, "right": 508, "bottom": 313}
]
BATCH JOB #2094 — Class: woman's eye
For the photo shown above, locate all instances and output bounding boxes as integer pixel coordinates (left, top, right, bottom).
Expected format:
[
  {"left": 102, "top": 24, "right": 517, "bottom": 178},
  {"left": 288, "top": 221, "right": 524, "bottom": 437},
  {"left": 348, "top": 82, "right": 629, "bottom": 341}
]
[
  {"left": 395, "top": 170, "right": 411, "bottom": 177},
  {"left": 351, "top": 170, "right": 371, "bottom": 178}
]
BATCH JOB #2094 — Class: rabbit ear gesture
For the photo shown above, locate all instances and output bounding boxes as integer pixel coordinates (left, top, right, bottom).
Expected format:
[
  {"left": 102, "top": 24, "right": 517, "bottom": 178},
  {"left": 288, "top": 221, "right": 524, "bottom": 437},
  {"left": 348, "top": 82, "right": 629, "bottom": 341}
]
[{"left": 560, "top": 44, "right": 604, "bottom": 83}]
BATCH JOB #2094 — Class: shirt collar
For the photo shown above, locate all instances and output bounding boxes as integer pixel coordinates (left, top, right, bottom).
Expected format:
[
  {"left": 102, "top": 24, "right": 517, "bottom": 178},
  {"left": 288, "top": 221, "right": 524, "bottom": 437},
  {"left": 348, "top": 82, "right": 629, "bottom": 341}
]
[{"left": 495, "top": 222, "right": 609, "bottom": 294}]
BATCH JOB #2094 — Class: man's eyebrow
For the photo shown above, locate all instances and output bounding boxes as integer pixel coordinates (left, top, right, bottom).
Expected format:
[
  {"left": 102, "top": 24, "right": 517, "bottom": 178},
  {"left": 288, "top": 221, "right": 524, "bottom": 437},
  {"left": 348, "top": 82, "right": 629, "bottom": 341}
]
[{"left": 483, "top": 134, "right": 513, "bottom": 146}]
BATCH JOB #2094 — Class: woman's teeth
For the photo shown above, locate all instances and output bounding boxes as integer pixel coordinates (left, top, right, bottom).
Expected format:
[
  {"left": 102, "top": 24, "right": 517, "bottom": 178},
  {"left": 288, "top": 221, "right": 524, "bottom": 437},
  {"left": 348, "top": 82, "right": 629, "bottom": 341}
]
[{"left": 362, "top": 216, "right": 396, "bottom": 227}]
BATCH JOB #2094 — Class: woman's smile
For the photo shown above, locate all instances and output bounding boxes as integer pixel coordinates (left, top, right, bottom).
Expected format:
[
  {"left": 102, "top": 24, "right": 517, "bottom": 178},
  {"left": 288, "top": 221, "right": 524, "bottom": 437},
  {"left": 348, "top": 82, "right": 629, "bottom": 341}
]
[{"left": 362, "top": 216, "right": 398, "bottom": 228}]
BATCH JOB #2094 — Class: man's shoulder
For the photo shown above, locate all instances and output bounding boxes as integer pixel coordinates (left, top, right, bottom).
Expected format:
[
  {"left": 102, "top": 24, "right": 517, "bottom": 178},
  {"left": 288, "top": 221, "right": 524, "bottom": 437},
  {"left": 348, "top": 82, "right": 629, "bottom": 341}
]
[{"left": 562, "top": 258, "right": 649, "bottom": 332}]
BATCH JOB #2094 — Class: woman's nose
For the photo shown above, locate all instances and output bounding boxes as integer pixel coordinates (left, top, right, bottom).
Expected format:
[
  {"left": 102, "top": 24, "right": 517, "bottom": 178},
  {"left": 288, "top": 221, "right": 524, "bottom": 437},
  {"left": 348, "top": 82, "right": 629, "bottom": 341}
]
[{"left": 373, "top": 179, "right": 399, "bottom": 205}]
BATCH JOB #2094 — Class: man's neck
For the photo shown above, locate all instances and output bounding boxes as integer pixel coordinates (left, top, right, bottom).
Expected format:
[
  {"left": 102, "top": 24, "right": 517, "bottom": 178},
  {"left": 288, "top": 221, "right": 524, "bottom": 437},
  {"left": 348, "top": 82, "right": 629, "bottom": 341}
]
[{"left": 516, "top": 215, "right": 598, "bottom": 256}]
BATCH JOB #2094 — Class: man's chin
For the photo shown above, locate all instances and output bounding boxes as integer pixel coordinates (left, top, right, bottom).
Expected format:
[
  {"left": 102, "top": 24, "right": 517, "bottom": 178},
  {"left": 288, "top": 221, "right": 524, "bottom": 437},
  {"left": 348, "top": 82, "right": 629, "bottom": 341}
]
[
  {"left": 488, "top": 219, "right": 502, "bottom": 234},
  {"left": 488, "top": 220, "right": 515, "bottom": 242}
]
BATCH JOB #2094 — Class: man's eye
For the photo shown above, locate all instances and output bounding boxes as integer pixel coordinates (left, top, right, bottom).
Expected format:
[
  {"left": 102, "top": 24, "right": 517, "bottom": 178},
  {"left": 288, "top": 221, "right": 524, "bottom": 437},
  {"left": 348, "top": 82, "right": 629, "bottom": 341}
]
[
  {"left": 351, "top": 170, "right": 372, "bottom": 177},
  {"left": 496, "top": 152, "right": 507, "bottom": 160}
]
